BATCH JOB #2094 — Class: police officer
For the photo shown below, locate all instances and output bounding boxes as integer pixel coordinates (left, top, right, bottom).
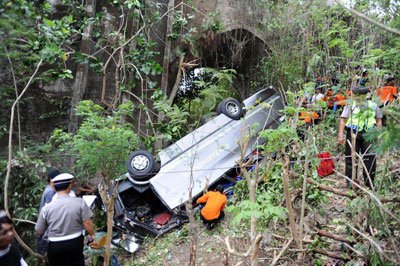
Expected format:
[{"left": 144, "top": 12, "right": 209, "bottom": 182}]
[
  {"left": 337, "top": 86, "right": 383, "bottom": 188},
  {"left": 35, "top": 173, "right": 95, "bottom": 266}
]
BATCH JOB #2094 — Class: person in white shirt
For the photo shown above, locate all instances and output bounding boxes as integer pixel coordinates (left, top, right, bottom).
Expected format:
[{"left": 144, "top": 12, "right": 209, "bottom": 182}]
[
  {"left": 311, "top": 87, "right": 324, "bottom": 105},
  {"left": 0, "top": 211, "right": 27, "bottom": 266}
]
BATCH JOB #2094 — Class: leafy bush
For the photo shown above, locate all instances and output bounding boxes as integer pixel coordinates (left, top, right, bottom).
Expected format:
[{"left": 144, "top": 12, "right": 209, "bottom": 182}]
[
  {"left": 0, "top": 151, "right": 48, "bottom": 251},
  {"left": 51, "top": 100, "right": 140, "bottom": 180}
]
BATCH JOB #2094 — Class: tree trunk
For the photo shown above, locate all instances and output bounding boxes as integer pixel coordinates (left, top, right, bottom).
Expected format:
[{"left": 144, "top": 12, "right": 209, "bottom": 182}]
[
  {"left": 282, "top": 153, "right": 300, "bottom": 249},
  {"left": 155, "top": 0, "right": 175, "bottom": 151},
  {"left": 248, "top": 179, "right": 257, "bottom": 240},
  {"left": 68, "top": 0, "right": 96, "bottom": 133},
  {"left": 160, "top": 0, "right": 174, "bottom": 96},
  {"left": 167, "top": 56, "right": 184, "bottom": 106},
  {"left": 250, "top": 235, "right": 263, "bottom": 266},
  {"left": 185, "top": 201, "right": 197, "bottom": 266},
  {"left": 99, "top": 179, "right": 117, "bottom": 266},
  {"left": 103, "top": 195, "right": 115, "bottom": 266}
]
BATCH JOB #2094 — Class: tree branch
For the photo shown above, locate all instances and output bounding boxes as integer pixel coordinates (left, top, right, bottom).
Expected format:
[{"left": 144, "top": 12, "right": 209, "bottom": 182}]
[
  {"left": 334, "top": 0, "right": 400, "bottom": 35},
  {"left": 271, "top": 238, "right": 293, "bottom": 266},
  {"left": 4, "top": 59, "right": 43, "bottom": 260}
]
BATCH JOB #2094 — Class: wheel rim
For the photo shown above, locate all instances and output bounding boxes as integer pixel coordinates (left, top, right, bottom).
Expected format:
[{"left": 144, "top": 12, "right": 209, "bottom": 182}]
[
  {"left": 131, "top": 155, "right": 149, "bottom": 171},
  {"left": 226, "top": 101, "right": 239, "bottom": 115}
]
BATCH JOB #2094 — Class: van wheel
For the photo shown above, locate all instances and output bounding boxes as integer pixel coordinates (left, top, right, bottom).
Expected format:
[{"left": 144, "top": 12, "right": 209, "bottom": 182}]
[
  {"left": 126, "top": 150, "right": 156, "bottom": 180},
  {"left": 219, "top": 98, "right": 243, "bottom": 120},
  {"left": 216, "top": 101, "right": 224, "bottom": 114}
]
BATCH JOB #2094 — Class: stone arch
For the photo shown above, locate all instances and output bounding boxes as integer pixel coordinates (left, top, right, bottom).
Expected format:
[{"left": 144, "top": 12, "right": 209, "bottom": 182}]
[
  {"left": 197, "top": 26, "right": 269, "bottom": 97},
  {"left": 222, "top": 23, "right": 268, "bottom": 44}
]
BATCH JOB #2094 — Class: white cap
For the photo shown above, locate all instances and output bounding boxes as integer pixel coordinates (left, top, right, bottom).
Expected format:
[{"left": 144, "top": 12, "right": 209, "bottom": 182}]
[{"left": 52, "top": 173, "right": 74, "bottom": 183}]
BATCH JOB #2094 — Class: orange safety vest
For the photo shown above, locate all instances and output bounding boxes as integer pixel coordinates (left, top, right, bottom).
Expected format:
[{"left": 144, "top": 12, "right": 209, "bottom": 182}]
[
  {"left": 323, "top": 89, "right": 335, "bottom": 108},
  {"left": 299, "top": 111, "right": 319, "bottom": 123},
  {"left": 334, "top": 93, "right": 347, "bottom": 106},
  {"left": 377, "top": 86, "right": 397, "bottom": 103},
  {"left": 197, "top": 191, "right": 226, "bottom": 221}
]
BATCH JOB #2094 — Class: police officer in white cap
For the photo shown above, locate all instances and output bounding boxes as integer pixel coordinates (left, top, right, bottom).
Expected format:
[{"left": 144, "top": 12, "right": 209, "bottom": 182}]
[
  {"left": 35, "top": 173, "right": 95, "bottom": 266},
  {"left": 338, "top": 86, "right": 383, "bottom": 188}
]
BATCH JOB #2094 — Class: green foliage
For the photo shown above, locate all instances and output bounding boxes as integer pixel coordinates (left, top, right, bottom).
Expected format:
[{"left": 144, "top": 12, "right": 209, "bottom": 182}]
[
  {"left": 228, "top": 164, "right": 286, "bottom": 229},
  {"left": 0, "top": 0, "right": 86, "bottom": 137},
  {"left": 0, "top": 152, "right": 47, "bottom": 254},
  {"left": 0, "top": 0, "right": 83, "bottom": 69},
  {"left": 255, "top": 0, "right": 400, "bottom": 91},
  {"left": 127, "top": 34, "right": 162, "bottom": 79},
  {"left": 201, "top": 11, "right": 224, "bottom": 33},
  {"left": 181, "top": 68, "right": 238, "bottom": 121},
  {"left": 259, "top": 123, "right": 298, "bottom": 153},
  {"left": 51, "top": 101, "right": 140, "bottom": 179},
  {"left": 365, "top": 104, "right": 400, "bottom": 153},
  {"left": 124, "top": 226, "right": 190, "bottom": 266},
  {"left": 326, "top": 20, "right": 354, "bottom": 58},
  {"left": 150, "top": 68, "right": 237, "bottom": 143},
  {"left": 152, "top": 92, "right": 190, "bottom": 142},
  {"left": 123, "top": 0, "right": 140, "bottom": 10},
  {"left": 0, "top": 152, "right": 47, "bottom": 220}
]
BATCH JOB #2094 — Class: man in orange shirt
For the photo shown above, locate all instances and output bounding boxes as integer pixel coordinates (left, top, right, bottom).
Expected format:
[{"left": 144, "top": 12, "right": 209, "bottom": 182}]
[
  {"left": 196, "top": 185, "right": 226, "bottom": 229},
  {"left": 377, "top": 76, "right": 398, "bottom": 106},
  {"left": 323, "top": 88, "right": 335, "bottom": 109},
  {"left": 334, "top": 93, "right": 347, "bottom": 107},
  {"left": 377, "top": 76, "right": 398, "bottom": 125}
]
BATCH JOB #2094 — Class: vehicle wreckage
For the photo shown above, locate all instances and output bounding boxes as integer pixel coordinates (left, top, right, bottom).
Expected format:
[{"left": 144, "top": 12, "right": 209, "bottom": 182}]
[{"left": 109, "top": 87, "right": 285, "bottom": 252}]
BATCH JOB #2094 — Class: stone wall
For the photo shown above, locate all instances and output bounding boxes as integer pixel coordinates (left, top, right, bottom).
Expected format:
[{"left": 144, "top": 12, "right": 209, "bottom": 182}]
[{"left": 193, "top": 0, "right": 269, "bottom": 42}]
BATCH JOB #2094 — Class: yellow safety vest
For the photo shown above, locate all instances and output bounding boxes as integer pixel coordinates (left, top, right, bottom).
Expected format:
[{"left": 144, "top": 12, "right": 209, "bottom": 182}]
[{"left": 346, "top": 101, "right": 377, "bottom": 131}]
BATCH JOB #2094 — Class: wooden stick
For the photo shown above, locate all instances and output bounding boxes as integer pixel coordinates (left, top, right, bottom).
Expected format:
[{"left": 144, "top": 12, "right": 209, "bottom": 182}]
[
  {"left": 335, "top": 170, "right": 400, "bottom": 224},
  {"left": 347, "top": 224, "right": 383, "bottom": 254},
  {"left": 313, "top": 248, "right": 349, "bottom": 261},
  {"left": 317, "top": 229, "right": 354, "bottom": 244},
  {"left": 13, "top": 218, "right": 36, "bottom": 226},
  {"left": 271, "top": 238, "right": 293, "bottom": 266},
  {"left": 343, "top": 242, "right": 364, "bottom": 257},
  {"left": 307, "top": 179, "right": 355, "bottom": 198}
]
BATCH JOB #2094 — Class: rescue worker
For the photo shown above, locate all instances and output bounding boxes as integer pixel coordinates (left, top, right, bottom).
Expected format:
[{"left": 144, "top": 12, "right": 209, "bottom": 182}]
[
  {"left": 196, "top": 185, "right": 226, "bottom": 230},
  {"left": 323, "top": 88, "right": 335, "bottom": 109},
  {"left": 377, "top": 76, "right": 398, "bottom": 125},
  {"left": 0, "top": 211, "right": 27, "bottom": 266},
  {"left": 337, "top": 86, "right": 382, "bottom": 189},
  {"left": 37, "top": 168, "right": 60, "bottom": 255},
  {"left": 377, "top": 76, "right": 398, "bottom": 105},
  {"left": 299, "top": 110, "right": 319, "bottom": 124},
  {"left": 35, "top": 173, "right": 95, "bottom": 266},
  {"left": 333, "top": 88, "right": 348, "bottom": 111}
]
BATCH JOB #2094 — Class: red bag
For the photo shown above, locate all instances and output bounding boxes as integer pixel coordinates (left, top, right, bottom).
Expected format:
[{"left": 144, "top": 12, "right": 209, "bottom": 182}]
[
  {"left": 316, "top": 152, "right": 335, "bottom": 177},
  {"left": 153, "top": 211, "right": 172, "bottom": 225}
]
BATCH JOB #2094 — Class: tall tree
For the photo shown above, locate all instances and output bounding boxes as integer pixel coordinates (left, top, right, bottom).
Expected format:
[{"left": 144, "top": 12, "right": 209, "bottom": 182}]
[{"left": 68, "top": 0, "right": 97, "bottom": 133}]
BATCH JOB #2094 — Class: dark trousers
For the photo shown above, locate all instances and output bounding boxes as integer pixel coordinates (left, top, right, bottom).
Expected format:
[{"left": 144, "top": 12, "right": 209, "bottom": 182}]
[
  {"left": 345, "top": 129, "right": 376, "bottom": 188},
  {"left": 47, "top": 235, "right": 84, "bottom": 266},
  {"left": 37, "top": 234, "right": 48, "bottom": 255},
  {"left": 200, "top": 211, "right": 225, "bottom": 227}
]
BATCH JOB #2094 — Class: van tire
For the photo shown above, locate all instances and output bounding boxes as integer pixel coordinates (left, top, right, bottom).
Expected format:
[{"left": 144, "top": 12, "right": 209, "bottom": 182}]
[
  {"left": 126, "top": 150, "right": 156, "bottom": 180},
  {"left": 219, "top": 98, "right": 243, "bottom": 120}
]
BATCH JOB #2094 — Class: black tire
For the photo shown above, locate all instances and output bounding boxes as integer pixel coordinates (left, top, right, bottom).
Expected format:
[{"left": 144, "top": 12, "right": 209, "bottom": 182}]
[
  {"left": 220, "top": 98, "right": 243, "bottom": 120},
  {"left": 126, "top": 150, "right": 156, "bottom": 180},
  {"left": 216, "top": 101, "right": 224, "bottom": 114}
]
